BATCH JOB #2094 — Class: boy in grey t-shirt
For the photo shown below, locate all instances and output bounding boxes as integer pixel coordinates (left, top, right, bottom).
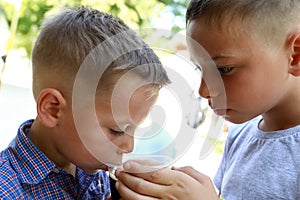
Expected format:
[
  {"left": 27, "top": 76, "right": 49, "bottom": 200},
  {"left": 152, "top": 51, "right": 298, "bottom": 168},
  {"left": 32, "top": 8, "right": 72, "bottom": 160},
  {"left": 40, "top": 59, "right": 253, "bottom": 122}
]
[
  {"left": 113, "top": 0, "right": 300, "bottom": 199},
  {"left": 214, "top": 116, "right": 300, "bottom": 199}
]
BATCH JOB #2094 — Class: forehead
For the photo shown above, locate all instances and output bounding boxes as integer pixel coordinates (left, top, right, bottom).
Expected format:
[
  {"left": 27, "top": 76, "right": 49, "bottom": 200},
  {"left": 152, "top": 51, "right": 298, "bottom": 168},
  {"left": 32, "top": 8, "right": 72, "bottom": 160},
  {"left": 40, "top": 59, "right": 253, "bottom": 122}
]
[
  {"left": 186, "top": 17, "right": 257, "bottom": 60},
  {"left": 187, "top": 17, "right": 252, "bottom": 42},
  {"left": 97, "top": 84, "right": 159, "bottom": 127},
  {"left": 98, "top": 71, "right": 159, "bottom": 109}
]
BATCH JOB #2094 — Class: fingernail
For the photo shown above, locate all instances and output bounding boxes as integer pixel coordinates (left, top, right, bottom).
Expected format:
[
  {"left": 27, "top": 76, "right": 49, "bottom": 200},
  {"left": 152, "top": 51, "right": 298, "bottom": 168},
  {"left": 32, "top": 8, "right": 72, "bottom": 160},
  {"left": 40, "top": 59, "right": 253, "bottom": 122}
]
[
  {"left": 115, "top": 170, "right": 120, "bottom": 177},
  {"left": 115, "top": 181, "right": 119, "bottom": 189}
]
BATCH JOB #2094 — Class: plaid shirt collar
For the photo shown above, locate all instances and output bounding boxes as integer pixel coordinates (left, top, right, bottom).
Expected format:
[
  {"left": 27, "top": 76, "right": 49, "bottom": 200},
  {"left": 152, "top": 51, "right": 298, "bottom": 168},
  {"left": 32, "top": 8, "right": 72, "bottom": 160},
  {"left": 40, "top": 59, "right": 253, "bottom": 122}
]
[
  {"left": 7, "top": 119, "right": 57, "bottom": 184},
  {"left": 3, "top": 120, "right": 110, "bottom": 199},
  {"left": 8, "top": 120, "right": 101, "bottom": 184}
]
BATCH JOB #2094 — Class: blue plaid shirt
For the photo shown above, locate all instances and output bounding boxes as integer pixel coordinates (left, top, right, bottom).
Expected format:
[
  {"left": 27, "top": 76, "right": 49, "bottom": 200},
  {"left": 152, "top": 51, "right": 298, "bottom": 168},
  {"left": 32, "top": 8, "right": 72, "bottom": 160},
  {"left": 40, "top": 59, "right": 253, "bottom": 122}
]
[{"left": 0, "top": 120, "right": 111, "bottom": 199}]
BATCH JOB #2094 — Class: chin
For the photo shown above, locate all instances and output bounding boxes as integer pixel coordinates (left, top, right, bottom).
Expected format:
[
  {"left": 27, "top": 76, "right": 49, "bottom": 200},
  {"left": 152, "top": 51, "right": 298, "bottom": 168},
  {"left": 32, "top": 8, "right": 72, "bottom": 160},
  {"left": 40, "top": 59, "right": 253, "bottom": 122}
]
[
  {"left": 224, "top": 115, "right": 242, "bottom": 124},
  {"left": 225, "top": 115, "right": 252, "bottom": 124},
  {"left": 82, "top": 163, "right": 109, "bottom": 174}
]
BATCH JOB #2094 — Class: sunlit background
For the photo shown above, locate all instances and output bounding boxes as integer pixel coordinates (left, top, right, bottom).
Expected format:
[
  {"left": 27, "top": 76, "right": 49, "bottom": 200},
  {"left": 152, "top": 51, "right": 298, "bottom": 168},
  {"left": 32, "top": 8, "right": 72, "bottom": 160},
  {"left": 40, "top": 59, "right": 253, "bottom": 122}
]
[{"left": 0, "top": 0, "right": 228, "bottom": 178}]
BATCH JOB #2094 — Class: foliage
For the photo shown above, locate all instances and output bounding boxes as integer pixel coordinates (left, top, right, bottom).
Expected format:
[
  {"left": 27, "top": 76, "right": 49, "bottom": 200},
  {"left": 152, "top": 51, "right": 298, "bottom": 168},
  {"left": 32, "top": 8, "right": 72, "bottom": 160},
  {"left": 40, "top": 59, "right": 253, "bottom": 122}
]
[
  {"left": 0, "top": 0, "right": 189, "bottom": 57},
  {"left": 158, "top": 0, "right": 190, "bottom": 31}
]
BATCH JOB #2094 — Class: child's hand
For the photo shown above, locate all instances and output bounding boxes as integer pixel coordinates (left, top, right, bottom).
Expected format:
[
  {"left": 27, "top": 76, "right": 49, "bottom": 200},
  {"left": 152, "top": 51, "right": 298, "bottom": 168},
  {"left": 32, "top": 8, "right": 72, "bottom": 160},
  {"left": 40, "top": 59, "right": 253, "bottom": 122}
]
[{"left": 115, "top": 161, "right": 218, "bottom": 200}]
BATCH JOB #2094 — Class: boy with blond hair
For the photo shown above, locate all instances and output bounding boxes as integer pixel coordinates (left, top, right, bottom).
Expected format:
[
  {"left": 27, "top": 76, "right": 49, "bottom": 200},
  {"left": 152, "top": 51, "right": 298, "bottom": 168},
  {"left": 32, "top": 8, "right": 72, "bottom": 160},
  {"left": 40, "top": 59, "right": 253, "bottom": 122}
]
[{"left": 0, "top": 6, "right": 170, "bottom": 199}]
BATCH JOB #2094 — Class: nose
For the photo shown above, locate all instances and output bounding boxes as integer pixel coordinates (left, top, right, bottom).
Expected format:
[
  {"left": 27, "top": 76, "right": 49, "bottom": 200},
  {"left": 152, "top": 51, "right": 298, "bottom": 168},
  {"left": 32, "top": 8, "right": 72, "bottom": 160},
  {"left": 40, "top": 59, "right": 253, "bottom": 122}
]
[
  {"left": 198, "top": 79, "right": 210, "bottom": 99},
  {"left": 119, "top": 134, "right": 134, "bottom": 153}
]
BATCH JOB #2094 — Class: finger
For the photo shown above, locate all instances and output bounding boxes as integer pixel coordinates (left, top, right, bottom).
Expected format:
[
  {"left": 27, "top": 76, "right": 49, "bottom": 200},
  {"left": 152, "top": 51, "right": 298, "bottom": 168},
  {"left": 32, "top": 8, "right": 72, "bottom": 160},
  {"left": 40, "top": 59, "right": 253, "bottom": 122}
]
[
  {"left": 122, "top": 161, "right": 177, "bottom": 185},
  {"left": 116, "top": 170, "right": 169, "bottom": 197},
  {"left": 122, "top": 159, "right": 168, "bottom": 173},
  {"left": 124, "top": 158, "right": 163, "bottom": 166},
  {"left": 172, "top": 166, "right": 212, "bottom": 185},
  {"left": 116, "top": 180, "right": 159, "bottom": 200}
]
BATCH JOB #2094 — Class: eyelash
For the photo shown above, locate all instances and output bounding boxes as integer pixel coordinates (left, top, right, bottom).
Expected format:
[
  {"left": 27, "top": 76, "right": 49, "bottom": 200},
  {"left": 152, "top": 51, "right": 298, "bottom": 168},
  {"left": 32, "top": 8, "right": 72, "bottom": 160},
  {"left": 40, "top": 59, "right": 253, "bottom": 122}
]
[
  {"left": 109, "top": 129, "right": 125, "bottom": 136},
  {"left": 217, "top": 66, "right": 234, "bottom": 74},
  {"left": 194, "top": 64, "right": 233, "bottom": 75}
]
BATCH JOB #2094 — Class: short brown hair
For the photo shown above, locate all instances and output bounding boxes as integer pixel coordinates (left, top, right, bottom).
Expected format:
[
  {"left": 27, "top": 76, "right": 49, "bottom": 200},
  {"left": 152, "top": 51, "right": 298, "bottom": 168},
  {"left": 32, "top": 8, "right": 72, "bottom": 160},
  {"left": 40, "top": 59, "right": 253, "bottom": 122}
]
[
  {"left": 32, "top": 6, "right": 170, "bottom": 99},
  {"left": 186, "top": 0, "right": 300, "bottom": 46}
]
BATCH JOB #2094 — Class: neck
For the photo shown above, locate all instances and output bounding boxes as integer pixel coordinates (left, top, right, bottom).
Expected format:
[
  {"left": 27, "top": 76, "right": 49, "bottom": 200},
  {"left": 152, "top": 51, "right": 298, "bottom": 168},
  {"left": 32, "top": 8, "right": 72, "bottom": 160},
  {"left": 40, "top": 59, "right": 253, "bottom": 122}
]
[
  {"left": 260, "top": 79, "right": 300, "bottom": 131},
  {"left": 28, "top": 119, "right": 76, "bottom": 176}
]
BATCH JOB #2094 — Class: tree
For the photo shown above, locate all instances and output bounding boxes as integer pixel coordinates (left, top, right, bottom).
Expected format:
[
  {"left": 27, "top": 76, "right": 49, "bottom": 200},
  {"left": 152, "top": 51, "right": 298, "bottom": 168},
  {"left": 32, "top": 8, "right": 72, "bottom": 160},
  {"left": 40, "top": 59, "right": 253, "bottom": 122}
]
[{"left": 0, "top": 0, "right": 188, "bottom": 57}]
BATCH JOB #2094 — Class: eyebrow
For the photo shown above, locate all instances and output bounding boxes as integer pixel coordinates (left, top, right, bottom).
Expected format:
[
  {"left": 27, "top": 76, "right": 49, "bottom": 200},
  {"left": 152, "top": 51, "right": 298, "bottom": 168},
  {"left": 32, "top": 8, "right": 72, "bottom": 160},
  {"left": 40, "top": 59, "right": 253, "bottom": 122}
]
[
  {"left": 190, "top": 53, "right": 236, "bottom": 68},
  {"left": 211, "top": 54, "right": 236, "bottom": 61}
]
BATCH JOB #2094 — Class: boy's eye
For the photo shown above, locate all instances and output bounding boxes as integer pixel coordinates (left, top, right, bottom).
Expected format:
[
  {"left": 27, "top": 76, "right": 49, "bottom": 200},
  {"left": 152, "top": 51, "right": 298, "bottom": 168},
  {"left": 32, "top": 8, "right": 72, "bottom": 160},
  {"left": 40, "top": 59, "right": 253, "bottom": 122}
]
[
  {"left": 217, "top": 66, "right": 233, "bottom": 74},
  {"left": 109, "top": 129, "right": 125, "bottom": 136}
]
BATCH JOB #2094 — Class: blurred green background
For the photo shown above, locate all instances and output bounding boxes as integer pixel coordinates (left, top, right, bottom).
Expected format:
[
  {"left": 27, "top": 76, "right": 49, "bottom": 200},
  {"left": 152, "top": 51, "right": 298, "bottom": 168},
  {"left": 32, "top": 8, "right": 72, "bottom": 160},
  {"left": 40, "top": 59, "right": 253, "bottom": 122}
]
[{"left": 0, "top": 0, "right": 189, "bottom": 57}]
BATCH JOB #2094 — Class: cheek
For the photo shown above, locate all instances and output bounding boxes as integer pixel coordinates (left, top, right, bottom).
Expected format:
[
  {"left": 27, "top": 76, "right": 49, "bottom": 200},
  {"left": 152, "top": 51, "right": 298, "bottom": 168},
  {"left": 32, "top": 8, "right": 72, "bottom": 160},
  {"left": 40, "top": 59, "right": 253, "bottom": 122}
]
[
  {"left": 223, "top": 72, "right": 262, "bottom": 107},
  {"left": 78, "top": 130, "right": 121, "bottom": 165},
  {"left": 54, "top": 122, "right": 102, "bottom": 167},
  {"left": 225, "top": 71, "right": 286, "bottom": 111},
  {"left": 67, "top": 118, "right": 121, "bottom": 164}
]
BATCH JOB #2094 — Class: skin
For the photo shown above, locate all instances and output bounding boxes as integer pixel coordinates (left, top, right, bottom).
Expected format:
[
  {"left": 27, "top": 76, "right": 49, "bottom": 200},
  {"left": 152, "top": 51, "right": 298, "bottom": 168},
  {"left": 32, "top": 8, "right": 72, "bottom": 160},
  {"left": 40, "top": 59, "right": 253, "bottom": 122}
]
[
  {"left": 189, "top": 18, "right": 300, "bottom": 131},
  {"left": 28, "top": 73, "right": 159, "bottom": 176},
  {"left": 115, "top": 17, "right": 300, "bottom": 200}
]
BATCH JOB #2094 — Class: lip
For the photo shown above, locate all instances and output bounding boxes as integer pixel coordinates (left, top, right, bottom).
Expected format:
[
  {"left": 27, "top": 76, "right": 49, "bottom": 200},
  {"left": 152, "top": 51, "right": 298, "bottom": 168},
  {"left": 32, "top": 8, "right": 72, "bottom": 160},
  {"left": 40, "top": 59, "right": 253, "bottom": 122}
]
[
  {"left": 101, "top": 165, "right": 110, "bottom": 171},
  {"left": 212, "top": 108, "right": 228, "bottom": 116},
  {"left": 208, "top": 100, "right": 229, "bottom": 116}
]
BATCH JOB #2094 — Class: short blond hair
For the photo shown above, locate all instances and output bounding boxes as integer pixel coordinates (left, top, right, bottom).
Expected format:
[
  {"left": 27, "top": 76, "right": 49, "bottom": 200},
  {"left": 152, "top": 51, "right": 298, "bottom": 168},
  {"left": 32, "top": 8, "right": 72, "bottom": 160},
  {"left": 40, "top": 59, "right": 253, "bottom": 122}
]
[{"left": 32, "top": 6, "right": 170, "bottom": 99}]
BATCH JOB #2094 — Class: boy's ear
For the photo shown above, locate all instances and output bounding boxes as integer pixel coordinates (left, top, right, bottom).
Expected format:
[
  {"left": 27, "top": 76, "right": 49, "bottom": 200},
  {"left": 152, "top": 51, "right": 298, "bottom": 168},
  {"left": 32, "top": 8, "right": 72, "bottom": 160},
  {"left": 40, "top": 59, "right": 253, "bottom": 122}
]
[
  {"left": 37, "top": 88, "right": 67, "bottom": 128},
  {"left": 288, "top": 30, "right": 300, "bottom": 76}
]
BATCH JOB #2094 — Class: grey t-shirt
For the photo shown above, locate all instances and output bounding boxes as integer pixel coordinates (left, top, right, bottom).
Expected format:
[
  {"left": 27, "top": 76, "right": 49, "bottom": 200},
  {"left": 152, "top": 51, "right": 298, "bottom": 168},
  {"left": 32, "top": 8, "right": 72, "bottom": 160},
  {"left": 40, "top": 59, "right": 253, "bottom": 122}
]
[{"left": 214, "top": 116, "right": 300, "bottom": 200}]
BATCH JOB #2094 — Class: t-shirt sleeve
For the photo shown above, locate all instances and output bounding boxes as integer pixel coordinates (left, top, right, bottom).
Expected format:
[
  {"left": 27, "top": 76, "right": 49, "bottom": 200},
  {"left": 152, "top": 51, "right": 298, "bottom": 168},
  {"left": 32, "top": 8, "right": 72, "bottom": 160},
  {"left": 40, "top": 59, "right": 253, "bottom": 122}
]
[{"left": 213, "top": 123, "right": 245, "bottom": 192}]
